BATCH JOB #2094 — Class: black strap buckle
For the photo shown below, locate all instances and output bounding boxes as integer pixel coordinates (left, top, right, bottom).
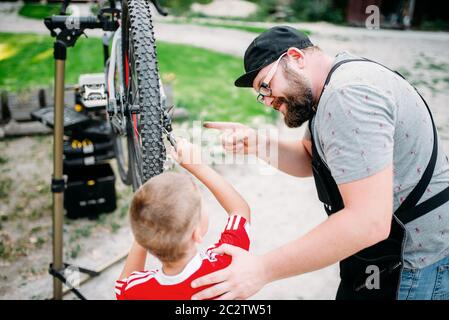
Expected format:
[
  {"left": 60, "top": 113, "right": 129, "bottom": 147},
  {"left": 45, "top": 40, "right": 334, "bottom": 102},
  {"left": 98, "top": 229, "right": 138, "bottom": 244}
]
[{"left": 51, "top": 177, "right": 66, "bottom": 193}]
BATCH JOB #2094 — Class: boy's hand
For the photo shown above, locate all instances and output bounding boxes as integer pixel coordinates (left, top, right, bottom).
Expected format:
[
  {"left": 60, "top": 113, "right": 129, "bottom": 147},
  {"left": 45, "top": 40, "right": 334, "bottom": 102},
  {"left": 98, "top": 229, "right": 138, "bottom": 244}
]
[{"left": 170, "top": 138, "right": 202, "bottom": 166}]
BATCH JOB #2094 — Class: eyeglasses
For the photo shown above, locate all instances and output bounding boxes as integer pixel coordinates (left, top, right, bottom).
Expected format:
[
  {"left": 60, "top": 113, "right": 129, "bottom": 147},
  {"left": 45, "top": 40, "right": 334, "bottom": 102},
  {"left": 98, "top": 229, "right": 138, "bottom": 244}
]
[{"left": 256, "top": 52, "right": 287, "bottom": 104}]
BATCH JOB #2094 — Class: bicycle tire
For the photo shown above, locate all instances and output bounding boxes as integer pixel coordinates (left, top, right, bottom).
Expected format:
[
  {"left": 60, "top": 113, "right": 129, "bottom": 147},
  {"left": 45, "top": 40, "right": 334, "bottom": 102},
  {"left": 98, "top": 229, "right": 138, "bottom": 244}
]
[{"left": 122, "top": 0, "right": 166, "bottom": 190}]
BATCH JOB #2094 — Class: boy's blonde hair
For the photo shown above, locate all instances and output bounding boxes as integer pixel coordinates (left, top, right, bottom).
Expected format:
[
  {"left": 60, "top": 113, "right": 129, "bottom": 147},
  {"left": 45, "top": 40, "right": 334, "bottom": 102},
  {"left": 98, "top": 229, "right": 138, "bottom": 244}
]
[{"left": 129, "top": 172, "right": 202, "bottom": 263}]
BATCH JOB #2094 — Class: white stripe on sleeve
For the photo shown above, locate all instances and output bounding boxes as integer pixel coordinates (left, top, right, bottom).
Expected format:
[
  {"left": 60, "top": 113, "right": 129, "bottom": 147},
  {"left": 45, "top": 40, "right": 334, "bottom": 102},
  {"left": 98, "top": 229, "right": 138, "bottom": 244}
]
[
  {"left": 226, "top": 215, "right": 235, "bottom": 230},
  {"left": 126, "top": 271, "right": 151, "bottom": 283},
  {"left": 232, "top": 215, "right": 241, "bottom": 230},
  {"left": 125, "top": 273, "right": 154, "bottom": 291}
]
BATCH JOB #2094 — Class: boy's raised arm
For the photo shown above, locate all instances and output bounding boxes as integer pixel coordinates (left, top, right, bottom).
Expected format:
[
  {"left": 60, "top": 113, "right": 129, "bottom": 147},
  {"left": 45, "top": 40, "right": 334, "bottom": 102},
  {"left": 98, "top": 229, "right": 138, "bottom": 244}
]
[
  {"left": 172, "top": 139, "right": 250, "bottom": 222},
  {"left": 118, "top": 241, "right": 147, "bottom": 280}
]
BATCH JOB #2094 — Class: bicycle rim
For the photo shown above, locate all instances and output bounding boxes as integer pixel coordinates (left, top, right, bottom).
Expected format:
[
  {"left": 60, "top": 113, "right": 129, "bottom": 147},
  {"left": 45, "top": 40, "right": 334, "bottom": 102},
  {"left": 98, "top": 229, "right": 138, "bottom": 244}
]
[{"left": 106, "top": 52, "right": 132, "bottom": 186}]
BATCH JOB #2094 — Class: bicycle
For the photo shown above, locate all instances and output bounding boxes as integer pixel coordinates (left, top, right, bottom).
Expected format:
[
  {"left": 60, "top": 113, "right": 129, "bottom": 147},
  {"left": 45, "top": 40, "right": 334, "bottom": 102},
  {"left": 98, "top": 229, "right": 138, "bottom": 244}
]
[
  {"left": 44, "top": 0, "right": 174, "bottom": 299},
  {"left": 45, "top": 0, "right": 173, "bottom": 192}
]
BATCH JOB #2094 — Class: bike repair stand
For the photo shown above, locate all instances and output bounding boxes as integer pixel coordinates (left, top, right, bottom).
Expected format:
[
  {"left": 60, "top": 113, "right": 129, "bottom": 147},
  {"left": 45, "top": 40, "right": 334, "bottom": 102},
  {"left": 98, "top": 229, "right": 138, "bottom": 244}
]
[{"left": 49, "top": 27, "right": 100, "bottom": 301}]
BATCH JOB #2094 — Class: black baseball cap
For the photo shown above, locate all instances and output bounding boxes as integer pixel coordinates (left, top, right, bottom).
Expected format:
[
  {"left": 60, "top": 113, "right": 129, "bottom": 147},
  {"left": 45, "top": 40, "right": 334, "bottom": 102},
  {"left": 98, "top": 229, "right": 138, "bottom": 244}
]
[{"left": 234, "top": 26, "right": 313, "bottom": 88}]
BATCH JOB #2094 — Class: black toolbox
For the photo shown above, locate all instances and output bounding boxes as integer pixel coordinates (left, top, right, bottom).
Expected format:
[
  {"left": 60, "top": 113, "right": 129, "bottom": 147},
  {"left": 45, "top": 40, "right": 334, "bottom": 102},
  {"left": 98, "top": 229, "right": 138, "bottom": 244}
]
[
  {"left": 32, "top": 79, "right": 119, "bottom": 220},
  {"left": 63, "top": 163, "right": 117, "bottom": 219},
  {"left": 31, "top": 105, "right": 93, "bottom": 132},
  {"left": 70, "top": 119, "right": 113, "bottom": 143},
  {"left": 63, "top": 120, "right": 115, "bottom": 167}
]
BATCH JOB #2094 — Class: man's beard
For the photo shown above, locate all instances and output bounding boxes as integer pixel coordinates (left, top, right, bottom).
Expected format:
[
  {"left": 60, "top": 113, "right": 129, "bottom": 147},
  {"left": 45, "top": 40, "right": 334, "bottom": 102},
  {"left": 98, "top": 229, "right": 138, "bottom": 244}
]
[{"left": 273, "top": 63, "right": 314, "bottom": 128}]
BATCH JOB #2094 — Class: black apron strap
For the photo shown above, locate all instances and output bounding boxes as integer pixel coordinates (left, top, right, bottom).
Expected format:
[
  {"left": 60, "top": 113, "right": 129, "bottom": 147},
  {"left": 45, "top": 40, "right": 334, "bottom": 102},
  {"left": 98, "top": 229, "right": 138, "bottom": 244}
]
[
  {"left": 319, "top": 58, "right": 368, "bottom": 101},
  {"left": 400, "top": 185, "right": 449, "bottom": 224},
  {"left": 314, "top": 56, "right": 449, "bottom": 225},
  {"left": 395, "top": 91, "right": 439, "bottom": 220},
  {"left": 358, "top": 59, "right": 449, "bottom": 223},
  {"left": 308, "top": 56, "right": 449, "bottom": 299}
]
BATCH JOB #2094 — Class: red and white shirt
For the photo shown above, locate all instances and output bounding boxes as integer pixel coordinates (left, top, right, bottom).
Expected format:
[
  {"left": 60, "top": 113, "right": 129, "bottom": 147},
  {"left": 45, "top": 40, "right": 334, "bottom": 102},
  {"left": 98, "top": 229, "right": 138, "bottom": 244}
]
[{"left": 115, "top": 214, "right": 250, "bottom": 300}]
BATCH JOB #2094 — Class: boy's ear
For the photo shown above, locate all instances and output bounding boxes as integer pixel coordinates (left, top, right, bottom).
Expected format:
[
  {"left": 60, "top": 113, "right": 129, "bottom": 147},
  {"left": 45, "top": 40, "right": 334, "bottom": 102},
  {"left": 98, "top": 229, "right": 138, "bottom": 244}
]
[{"left": 192, "top": 225, "right": 203, "bottom": 243}]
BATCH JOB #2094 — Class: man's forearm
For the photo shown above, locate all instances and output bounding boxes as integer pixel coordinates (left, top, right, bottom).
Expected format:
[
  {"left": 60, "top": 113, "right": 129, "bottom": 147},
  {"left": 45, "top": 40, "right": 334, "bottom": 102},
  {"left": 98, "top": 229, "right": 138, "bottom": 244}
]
[
  {"left": 257, "top": 136, "right": 312, "bottom": 177},
  {"left": 261, "top": 207, "right": 385, "bottom": 283}
]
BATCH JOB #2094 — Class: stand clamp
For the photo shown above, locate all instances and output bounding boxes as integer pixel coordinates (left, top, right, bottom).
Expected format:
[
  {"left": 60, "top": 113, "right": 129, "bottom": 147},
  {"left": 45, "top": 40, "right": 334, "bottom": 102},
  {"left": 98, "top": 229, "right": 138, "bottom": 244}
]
[
  {"left": 51, "top": 177, "right": 66, "bottom": 193},
  {"left": 49, "top": 263, "right": 100, "bottom": 300}
]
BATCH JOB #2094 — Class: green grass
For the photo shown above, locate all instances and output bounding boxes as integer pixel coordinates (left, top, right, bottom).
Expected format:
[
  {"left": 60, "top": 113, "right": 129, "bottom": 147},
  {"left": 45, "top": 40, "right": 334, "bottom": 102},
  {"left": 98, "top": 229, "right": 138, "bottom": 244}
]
[
  {"left": 157, "top": 42, "right": 275, "bottom": 123},
  {"left": 419, "top": 19, "right": 449, "bottom": 32},
  {"left": 0, "top": 32, "right": 275, "bottom": 124},
  {"left": 397, "top": 67, "right": 411, "bottom": 79},
  {"left": 18, "top": 3, "right": 60, "bottom": 20},
  {"left": 70, "top": 243, "right": 82, "bottom": 259},
  {"left": 0, "top": 155, "right": 7, "bottom": 165},
  {"left": 427, "top": 63, "right": 449, "bottom": 71},
  {"left": 0, "top": 177, "right": 12, "bottom": 199}
]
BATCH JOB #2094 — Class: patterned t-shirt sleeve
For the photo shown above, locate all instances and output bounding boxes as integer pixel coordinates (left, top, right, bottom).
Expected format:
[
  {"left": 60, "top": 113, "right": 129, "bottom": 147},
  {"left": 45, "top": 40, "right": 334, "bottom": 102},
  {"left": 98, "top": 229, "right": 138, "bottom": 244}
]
[
  {"left": 318, "top": 84, "right": 395, "bottom": 184},
  {"left": 206, "top": 215, "right": 250, "bottom": 257}
]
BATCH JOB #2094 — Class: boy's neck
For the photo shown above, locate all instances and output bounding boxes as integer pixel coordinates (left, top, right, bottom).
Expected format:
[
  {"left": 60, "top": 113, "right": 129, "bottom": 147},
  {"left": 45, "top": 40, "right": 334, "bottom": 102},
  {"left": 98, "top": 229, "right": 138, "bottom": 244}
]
[{"left": 162, "top": 247, "right": 198, "bottom": 276}]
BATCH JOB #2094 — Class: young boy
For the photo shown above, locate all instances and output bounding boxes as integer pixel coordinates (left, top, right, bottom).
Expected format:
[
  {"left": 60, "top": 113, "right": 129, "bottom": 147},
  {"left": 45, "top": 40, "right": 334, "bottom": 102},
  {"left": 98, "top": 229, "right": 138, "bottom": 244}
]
[{"left": 115, "top": 139, "right": 251, "bottom": 300}]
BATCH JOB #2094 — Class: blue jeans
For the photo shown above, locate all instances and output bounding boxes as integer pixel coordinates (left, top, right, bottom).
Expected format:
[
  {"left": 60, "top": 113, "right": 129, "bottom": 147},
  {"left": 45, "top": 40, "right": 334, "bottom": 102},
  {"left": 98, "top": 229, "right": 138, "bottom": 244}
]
[{"left": 398, "top": 255, "right": 449, "bottom": 300}]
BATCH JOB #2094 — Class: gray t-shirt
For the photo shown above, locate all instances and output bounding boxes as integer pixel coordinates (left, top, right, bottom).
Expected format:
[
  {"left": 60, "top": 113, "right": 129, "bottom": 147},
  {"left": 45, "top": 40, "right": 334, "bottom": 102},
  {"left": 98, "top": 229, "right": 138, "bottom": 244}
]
[{"left": 306, "top": 51, "right": 449, "bottom": 269}]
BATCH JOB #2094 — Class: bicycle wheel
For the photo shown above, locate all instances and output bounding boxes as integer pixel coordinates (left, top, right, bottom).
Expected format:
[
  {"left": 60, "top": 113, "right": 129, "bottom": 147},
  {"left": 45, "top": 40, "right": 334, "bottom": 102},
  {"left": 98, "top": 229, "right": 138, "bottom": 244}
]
[{"left": 121, "top": 0, "right": 166, "bottom": 190}]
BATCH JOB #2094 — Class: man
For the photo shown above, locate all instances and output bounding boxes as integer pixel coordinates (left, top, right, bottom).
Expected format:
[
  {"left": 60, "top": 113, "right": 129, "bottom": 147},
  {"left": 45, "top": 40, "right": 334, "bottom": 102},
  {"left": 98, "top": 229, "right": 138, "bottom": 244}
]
[{"left": 190, "top": 26, "right": 449, "bottom": 300}]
